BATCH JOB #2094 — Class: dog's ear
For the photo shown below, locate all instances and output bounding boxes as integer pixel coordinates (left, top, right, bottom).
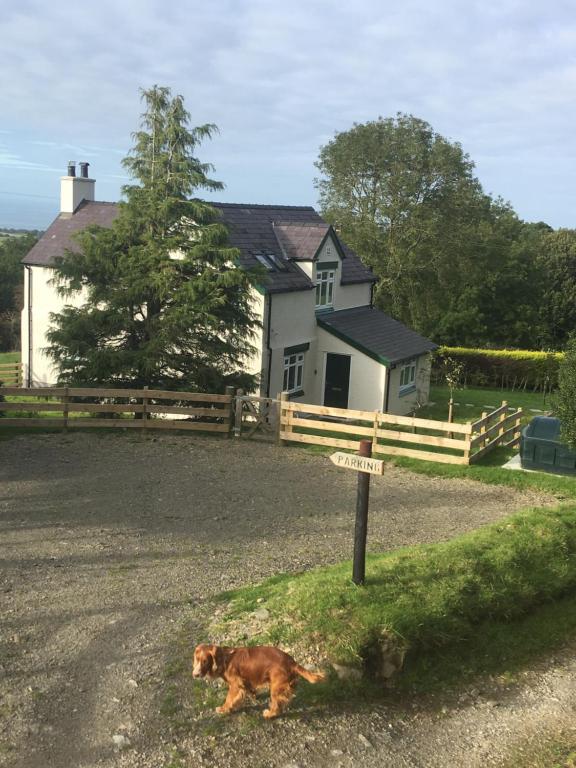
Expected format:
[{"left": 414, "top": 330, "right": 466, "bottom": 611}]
[{"left": 209, "top": 645, "right": 224, "bottom": 675}]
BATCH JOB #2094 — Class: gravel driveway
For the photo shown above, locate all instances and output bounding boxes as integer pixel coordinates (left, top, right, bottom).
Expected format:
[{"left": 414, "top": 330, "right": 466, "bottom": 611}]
[{"left": 0, "top": 431, "right": 570, "bottom": 768}]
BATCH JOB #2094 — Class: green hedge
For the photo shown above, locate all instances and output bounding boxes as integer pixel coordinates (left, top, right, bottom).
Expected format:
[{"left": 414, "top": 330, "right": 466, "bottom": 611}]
[
  {"left": 219, "top": 505, "right": 576, "bottom": 673},
  {"left": 433, "top": 346, "right": 564, "bottom": 392}
]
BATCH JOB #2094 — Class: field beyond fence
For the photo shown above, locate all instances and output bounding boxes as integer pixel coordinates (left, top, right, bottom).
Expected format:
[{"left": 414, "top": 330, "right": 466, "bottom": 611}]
[{"left": 278, "top": 396, "right": 522, "bottom": 465}]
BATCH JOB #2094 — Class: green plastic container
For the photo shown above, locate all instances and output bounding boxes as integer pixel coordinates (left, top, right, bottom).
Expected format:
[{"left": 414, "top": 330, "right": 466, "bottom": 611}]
[{"left": 520, "top": 416, "right": 576, "bottom": 475}]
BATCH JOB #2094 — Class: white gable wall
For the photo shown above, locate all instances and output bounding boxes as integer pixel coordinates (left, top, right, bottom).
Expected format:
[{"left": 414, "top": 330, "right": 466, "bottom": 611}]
[{"left": 21, "top": 265, "right": 86, "bottom": 387}]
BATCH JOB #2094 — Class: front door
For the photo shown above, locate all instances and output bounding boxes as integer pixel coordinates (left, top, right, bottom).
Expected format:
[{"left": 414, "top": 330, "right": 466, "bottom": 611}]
[{"left": 324, "top": 353, "right": 351, "bottom": 409}]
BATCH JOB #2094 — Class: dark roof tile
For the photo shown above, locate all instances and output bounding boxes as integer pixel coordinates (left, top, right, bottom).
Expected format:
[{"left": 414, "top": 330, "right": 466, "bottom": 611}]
[
  {"left": 23, "top": 199, "right": 375, "bottom": 293},
  {"left": 317, "top": 306, "right": 437, "bottom": 365},
  {"left": 22, "top": 201, "right": 119, "bottom": 266}
]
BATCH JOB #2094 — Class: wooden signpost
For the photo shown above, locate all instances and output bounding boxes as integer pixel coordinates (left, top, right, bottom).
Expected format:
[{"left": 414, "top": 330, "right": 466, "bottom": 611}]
[{"left": 331, "top": 440, "right": 383, "bottom": 586}]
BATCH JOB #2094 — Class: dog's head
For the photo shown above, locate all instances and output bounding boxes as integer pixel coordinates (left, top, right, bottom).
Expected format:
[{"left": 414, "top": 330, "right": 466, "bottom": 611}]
[{"left": 192, "top": 644, "right": 224, "bottom": 679}]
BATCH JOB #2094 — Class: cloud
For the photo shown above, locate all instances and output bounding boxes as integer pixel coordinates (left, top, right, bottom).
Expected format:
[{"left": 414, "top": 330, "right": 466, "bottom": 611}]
[{"left": 0, "top": 0, "right": 575, "bottom": 226}]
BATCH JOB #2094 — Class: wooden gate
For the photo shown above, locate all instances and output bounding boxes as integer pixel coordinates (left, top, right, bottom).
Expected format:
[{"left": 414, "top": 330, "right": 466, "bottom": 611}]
[{"left": 233, "top": 390, "right": 277, "bottom": 438}]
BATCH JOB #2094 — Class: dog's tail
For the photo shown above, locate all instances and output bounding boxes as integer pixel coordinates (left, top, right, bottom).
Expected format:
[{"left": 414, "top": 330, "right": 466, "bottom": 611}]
[{"left": 295, "top": 664, "right": 325, "bottom": 684}]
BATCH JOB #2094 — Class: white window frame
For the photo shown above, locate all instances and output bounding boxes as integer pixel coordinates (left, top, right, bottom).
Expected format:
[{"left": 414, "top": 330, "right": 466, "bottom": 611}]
[
  {"left": 399, "top": 359, "right": 417, "bottom": 393},
  {"left": 315, "top": 268, "right": 335, "bottom": 308},
  {"left": 283, "top": 352, "right": 305, "bottom": 394}
]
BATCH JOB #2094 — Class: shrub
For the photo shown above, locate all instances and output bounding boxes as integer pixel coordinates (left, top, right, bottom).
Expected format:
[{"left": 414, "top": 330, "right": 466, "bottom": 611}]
[{"left": 557, "top": 335, "right": 576, "bottom": 448}]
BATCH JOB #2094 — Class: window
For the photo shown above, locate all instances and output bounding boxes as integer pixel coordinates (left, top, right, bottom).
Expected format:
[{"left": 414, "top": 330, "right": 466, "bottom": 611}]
[
  {"left": 254, "top": 253, "right": 275, "bottom": 271},
  {"left": 399, "top": 359, "right": 417, "bottom": 393},
  {"left": 315, "top": 267, "right": 335, "bottom": 308},
  {"left": 283, "top": 352, "right": 304, "bottom": 394}
]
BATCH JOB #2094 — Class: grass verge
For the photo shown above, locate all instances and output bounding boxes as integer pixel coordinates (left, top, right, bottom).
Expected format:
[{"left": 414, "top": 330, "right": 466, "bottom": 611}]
[{"left": 215, "top": 504, "right": 576, "bottom": 688}]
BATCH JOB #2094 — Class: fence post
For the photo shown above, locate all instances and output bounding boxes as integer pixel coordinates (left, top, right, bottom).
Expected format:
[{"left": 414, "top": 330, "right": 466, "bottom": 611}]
[
  {"left": 277, "top": 391, "right": 290, "bottom": 446},
  {"left": 225, "top": 386, "right": 235, "bottom": 438},
  {"left": 480, "top": 410, "right": 488, "bottom": 450},
  {"left": 142, "top": 385, "right": 149, "bottom": 434},
  {"left": 234, "top": 388, "right": 244, "bottom": 438},
  {"left": 372, "top": 410, "right": 380, "bottom": 452},
  {"left": 448, "top": 397, "right": 454, "bottom": 439},
  {"left": 499, "top": 400, "right": 508, "bottom": 446},
  {"left": 513, "top": 407, "right": 523, "bottom": 447},
  {"left": 63, "top": 386, "right": 70, "bottom": 431}
]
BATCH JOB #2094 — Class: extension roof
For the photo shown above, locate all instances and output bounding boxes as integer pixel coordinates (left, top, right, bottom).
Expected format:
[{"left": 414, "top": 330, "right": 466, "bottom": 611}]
[
  {"left": 317, "top": 306, "right": 437, "bottom": 365},
  {"left": 22, "top": 200, "right": 375, "bottom": 295}
]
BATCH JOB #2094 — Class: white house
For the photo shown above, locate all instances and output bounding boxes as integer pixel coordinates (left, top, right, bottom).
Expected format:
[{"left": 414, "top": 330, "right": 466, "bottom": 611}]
[{"left": 21, "top": 164, "right": 437, "bottom": 415}]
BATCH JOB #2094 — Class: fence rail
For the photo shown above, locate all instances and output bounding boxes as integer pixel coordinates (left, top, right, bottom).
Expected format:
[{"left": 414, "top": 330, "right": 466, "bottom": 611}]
[
  {"left": 1, "top": 383, "right": 524, "bottom": 464},
  {"left": 0, "top": 362, "right": 22, "bottom": 386},
  {"left": 278, "top": 395, "right": 522, "bottom": 466},
  {"left": 0, "top": 386, "right": 234, "bottom": 434}
]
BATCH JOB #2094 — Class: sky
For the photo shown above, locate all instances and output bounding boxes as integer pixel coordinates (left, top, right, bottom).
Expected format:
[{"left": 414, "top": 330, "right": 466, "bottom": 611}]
[{"left": 0, "top": 0, "right": 575, "bottom": 230}]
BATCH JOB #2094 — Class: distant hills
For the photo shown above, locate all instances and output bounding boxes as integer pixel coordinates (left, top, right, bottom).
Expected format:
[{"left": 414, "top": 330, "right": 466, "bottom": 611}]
[{"left": 0, "top": 228, "right": 44, "bottom": 239}]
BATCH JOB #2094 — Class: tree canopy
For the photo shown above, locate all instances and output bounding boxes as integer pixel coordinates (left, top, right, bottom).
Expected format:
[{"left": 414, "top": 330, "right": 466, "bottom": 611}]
[
  {"left": 48, "top": 86, "right": 260, "bottom": 391},
  {"left": 0, "top": 233, "right": 37, "bottom": 351},
  {"left": 315, "top": 114, "right": 553, "bottom": 350}
]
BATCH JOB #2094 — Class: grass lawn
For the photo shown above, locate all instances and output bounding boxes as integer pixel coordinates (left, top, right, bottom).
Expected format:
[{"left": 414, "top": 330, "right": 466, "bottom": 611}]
[
  {"left": 0, "top": 350, "right": 20, "bottom": 364},
  {"left": 419, "top": 384, "right": 554, "bottom": 427}
]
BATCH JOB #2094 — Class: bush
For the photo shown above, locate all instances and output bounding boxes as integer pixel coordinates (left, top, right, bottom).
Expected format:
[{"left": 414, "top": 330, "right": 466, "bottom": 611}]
[
  {"left": 433, "top": 346, "right": 563, "bottom": 392},
  {"left": 219, "top": 505, "right": 576, "bottom": 675},
  {"left": 557, "top": 335, "right": 576, "bottom": 449}
]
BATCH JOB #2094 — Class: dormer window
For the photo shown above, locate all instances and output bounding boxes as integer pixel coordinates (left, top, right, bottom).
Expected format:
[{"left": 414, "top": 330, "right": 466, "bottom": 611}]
[{"left": 315, "top": 263, "right": 336, "bottom": 309}]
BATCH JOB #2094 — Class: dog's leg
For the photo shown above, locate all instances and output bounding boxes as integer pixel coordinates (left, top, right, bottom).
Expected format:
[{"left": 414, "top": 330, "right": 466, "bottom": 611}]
[
  {"left": 215, "top": 683, "right": 246, "bottom": 715},
  {"left": 263, "top": 681, "right": 294, "bottom": 719}
]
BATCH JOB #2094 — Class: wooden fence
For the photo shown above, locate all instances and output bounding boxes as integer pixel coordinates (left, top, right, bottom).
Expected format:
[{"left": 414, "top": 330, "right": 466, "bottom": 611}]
[
  {"left": 278, "top": 394, "right": 523, "bottom": 465},
  {"left": 0, "top": 386, "right": 234, "bottom": 434},
  {"left": 0, "top": 362, "right": 22, "bottom": 386},
  {"left": 469, "top": 401, "right": 523, "bottom": 463}
]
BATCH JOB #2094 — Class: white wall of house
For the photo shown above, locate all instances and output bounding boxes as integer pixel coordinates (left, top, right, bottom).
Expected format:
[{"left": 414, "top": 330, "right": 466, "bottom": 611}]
[
  {"left": 244, "top": 288, "right": 266, "bottom": 389},
  {"left": 312, "top": 326, "right": 387, "bottom": 412},
  {"left": 386, "top": 354, "right": 432, "bottom": 416},
  {"left": 267, "top": 289, "right": 317, "bottom": 400},
  {"left": 334, "top": 282, "right": 371, "bottom": 310},
  {"left": 21, "top": 265, "right": 85, "bottom": 387}
]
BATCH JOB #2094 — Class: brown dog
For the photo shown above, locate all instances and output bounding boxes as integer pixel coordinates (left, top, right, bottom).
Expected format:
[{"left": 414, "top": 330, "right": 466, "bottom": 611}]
[{"left": 192, "top": 643, "right": 325, "bottom": 718}]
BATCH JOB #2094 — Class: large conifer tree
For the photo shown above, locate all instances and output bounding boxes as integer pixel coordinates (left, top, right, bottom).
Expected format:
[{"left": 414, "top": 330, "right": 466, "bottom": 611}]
[{"left": 48, "top": 86, "right": 259, "bottom": 391}]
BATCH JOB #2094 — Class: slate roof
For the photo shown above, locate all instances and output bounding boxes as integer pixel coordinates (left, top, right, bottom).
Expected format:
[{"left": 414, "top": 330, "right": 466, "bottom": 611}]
[
  {"left": 22, "top": 199, "right": 375, "bottom": 295},
  {"left": 317, "top": 306, "right": 437, "bottom": 365},
  {"left": 212, "top": 203, "right": 375, "bottom": 293},
  {"left": 22, "top": 201, "right": 119, "bottom": 266}
]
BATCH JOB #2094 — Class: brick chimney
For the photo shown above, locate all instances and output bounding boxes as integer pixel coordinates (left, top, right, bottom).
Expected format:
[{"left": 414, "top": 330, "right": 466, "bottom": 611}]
[{"left": 60, "top": 161, "right": 95, "bottom": 214}]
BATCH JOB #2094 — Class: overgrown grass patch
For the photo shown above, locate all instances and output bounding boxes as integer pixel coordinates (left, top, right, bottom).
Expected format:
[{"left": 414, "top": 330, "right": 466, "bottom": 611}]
[{"left": 216, "top": 505, "right": 576, "bottom": 685}]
